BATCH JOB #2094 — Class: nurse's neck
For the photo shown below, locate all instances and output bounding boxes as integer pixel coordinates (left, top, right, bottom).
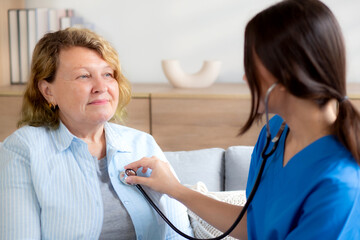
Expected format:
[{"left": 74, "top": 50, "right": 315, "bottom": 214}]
[{"left": 281, "top": 97, "right": 337, "bottom": 166}]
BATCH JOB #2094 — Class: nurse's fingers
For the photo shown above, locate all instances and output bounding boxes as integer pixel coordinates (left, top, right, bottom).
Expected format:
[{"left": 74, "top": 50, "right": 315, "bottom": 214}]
[
  {"left": 125, "top": 175, "right": 151, "bottom": 187},
  {"left": 124, "top": 156, "right": 158, "bottom": 172},
  {"left": 125, "top": 157, "right": 178, "bottom": 194}
]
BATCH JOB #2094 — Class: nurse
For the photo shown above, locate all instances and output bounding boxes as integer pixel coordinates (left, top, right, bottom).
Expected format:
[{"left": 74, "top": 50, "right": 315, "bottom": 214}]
[{"left": 125, "top": 0, "right": 360, "bottom": 239}]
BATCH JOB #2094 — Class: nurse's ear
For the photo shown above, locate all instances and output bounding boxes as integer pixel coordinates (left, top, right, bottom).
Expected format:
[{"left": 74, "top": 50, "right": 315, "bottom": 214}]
[
  {"left": 243, "top": 74, "right": 248, "bottom": 83},
  {"left": 38, "top": 80, "right": 56, "bottom": 105}
]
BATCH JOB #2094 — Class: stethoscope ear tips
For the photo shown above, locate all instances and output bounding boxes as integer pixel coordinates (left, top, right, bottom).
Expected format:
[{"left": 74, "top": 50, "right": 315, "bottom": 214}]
[{"left": 119, "top": 169, "right": 137, "bottom": 186}]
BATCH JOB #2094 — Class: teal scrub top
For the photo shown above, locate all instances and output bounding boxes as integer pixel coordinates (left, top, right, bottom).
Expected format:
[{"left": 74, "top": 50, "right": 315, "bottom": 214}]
[{"left": 246, "top": 115, "right": 360, "bottom": 239}]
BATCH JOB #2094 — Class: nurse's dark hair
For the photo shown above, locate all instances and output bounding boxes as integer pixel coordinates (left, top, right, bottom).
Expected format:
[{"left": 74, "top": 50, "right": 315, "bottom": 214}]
[
  {"left": 18, "top": 27, "right": 131, "bottom": 129},
  {"left": 241, "top": 0, "right": 360, "bottom": 163}
]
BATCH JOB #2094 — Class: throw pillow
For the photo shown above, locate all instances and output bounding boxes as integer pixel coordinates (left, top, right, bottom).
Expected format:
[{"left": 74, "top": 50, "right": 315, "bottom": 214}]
[{"left": 187, "top": 182, "right": 246, "bottom": 240}]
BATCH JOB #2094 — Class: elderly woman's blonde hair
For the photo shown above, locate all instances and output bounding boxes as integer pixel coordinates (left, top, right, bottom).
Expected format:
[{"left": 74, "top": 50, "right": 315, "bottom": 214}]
[{"left": 18, "top": 27, "right": 131, "bottom": 128}]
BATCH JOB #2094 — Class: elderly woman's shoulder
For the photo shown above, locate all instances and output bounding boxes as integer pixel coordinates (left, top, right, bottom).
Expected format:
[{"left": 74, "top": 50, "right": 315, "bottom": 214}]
[{"left": 2, "top": 125, "right": 51, "bottom": 148}]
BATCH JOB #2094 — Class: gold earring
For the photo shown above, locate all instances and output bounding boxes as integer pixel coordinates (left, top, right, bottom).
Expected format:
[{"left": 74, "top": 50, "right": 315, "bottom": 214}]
[{"left": 48, "top": 103, "right": 56, "bottom": 111}]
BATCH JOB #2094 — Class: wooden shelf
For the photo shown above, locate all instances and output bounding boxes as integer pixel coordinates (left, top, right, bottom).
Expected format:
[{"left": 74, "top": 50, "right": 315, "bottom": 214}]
[
  {"left": 2, "top": 82, "right": 360, "bottom": 151},
  {"left": 132, "top": 83, "right": 250, "bottom": 99},
  {"left": 2, "top": 82, "right": 360, "bottom": 98},
  {"left": 0, "top": 85, "right": 26, "bottom": 96},
  {"left": 0, "top": 82, "right": 250, "bottom": 98}
]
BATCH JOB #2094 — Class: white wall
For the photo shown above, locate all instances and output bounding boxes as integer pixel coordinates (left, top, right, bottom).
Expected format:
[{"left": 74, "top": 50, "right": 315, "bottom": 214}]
[{"left": 26, "top": 0, "right": 360, "bottom": 84}]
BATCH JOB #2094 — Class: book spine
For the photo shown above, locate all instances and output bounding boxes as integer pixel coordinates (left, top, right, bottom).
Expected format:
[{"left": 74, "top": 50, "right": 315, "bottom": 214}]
[
  {"left": 18, "top": 9, "right": 29, "bottom": 84},
  {"left": 48, "top": 9, "right": 58, "bottom": 32},
  {"left": 27, "top": 9, "right": 37, "bottom": 70},
  {"left": 35, "top": 8, "right": 49, "bottom": 41},
  {"left": 60, "top": 17, "right": 71, "bottom": 30},
  {"left": 8, "top": 9, "right": 20, "bottom": 84}
]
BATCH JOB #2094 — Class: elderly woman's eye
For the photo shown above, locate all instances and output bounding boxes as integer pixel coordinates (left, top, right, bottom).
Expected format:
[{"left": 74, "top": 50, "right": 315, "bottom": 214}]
[
  {"left": 77, "top": 74, "right": 90, "bottom": 79},
  {"left": 105, "top": 72, "right": 114, "bottom": 78}
]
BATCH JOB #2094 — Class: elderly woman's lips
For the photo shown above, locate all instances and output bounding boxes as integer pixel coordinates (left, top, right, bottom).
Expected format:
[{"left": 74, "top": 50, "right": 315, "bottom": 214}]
[{"left": 89, "top": 99, "right": 109, "bottom": 105}]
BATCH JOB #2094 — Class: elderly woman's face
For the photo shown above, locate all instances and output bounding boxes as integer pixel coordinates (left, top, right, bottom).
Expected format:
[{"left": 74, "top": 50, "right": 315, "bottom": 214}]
[{"left": 47, "top": 46, "right": 119, "bottom": 129}]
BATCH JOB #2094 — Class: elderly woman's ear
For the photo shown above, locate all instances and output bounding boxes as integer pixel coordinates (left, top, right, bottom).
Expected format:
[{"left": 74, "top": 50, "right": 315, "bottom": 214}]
[{"left": 38, "top": 79, "right": 56, "bottom": 106}]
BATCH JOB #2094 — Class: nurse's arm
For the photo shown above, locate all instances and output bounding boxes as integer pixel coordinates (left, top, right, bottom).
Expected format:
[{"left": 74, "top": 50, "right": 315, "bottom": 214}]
[{"left": 125, "top": 156, "right": 248, "bottom": 240}]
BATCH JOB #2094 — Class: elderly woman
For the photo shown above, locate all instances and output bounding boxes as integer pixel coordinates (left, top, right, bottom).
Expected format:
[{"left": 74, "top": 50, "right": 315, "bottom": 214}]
[{"left": 0, "top": 28, "right": 193, "bottom": 239}]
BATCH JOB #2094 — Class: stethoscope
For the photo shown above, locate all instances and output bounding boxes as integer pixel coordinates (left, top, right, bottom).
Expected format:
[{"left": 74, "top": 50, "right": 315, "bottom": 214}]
[{"left": 120, "top": 82, "right": 286, "bottom": 240}]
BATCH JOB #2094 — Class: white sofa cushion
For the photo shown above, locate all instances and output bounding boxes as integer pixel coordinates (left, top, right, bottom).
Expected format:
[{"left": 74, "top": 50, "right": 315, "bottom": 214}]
[
  {"left": 224, "top": 146, "right": 253, "bottom": 191},
  {"left": 165, "top": 148, "right": 225, "bottom": 191}
]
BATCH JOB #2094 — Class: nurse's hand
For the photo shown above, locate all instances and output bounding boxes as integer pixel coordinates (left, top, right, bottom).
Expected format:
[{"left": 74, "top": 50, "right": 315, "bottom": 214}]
[{"left": 124, "top": 156, "right": 183, "bottom": 197}]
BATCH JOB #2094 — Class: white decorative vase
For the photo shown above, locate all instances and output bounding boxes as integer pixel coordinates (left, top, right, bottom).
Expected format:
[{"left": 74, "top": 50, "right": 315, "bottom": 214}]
[{"left": 162, "top": 60, "right": 222, "bottom": 88}]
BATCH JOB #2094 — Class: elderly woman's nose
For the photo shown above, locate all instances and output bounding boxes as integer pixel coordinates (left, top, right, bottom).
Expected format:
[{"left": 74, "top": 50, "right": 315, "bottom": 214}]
[{"left": 92, "top": 74, "right": 108, "bottom": 93}]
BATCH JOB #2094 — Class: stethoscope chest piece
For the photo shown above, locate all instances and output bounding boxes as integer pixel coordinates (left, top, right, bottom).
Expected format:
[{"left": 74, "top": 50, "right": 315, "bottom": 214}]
[{"left": 119, "top": 169, "right": 137, "bottom": 185}]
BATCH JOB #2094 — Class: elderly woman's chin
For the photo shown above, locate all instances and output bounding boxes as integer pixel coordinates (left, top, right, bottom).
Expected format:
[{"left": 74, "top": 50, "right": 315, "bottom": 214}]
[
  {"left": 93, "top": 111, "right": 116, "bottom": 124},
  {"left": 84, "top": 107, "right": 116, "bottom": 125}
]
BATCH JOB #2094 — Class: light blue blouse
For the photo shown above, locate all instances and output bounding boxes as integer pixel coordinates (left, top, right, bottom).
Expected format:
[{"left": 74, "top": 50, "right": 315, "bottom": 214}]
[
  {"left": 246, "top": 115, "right": 360, "bottom": 239},
  {"left": 0, "top": 122, "right": 193, "bottom": 239}
]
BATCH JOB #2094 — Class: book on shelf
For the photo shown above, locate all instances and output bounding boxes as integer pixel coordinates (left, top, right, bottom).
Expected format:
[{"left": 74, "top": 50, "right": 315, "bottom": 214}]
[
  {"left": 60, "top": 16, "right": 84, "bottom": 30},
  {"left": 18, "top": 9, "right": 29, "bottom": 84},
  {"left": 8, "top": 9, "right": 20, "bottom": 84},
  {"left": 66, "top": 9, "right": 74, "bottom": 17},
  {"left": 27, "top": 9, "right": 37, "bottom": 67},
  {"left": 35, "top": 8, "right": 49, "bottom": 41},
  {"left": 60, "top": 15, "right": 95, "bottom": 30},
  {"left": 7, "top": 8, "right": 92, "bottom": 85},
  {"left": 48, "top": 9, "right": 67, "bottom": 32}
]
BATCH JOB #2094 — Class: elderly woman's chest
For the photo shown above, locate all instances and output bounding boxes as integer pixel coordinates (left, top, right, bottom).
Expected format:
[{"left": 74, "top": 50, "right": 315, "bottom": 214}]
[{"left": 31, "top": 149, "right": 104, "bottom": 238}]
